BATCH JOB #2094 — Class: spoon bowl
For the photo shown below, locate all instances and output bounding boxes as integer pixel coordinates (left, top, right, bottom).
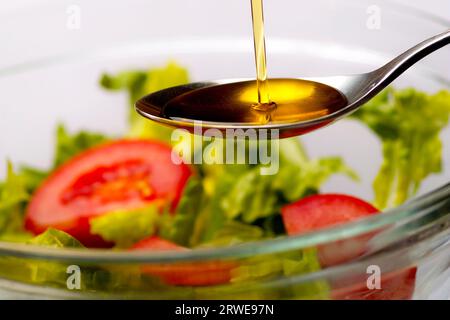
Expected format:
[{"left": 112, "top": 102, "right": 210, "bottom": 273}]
[{"left": 136, "top": 30, "right": 450, "bottom": 138}]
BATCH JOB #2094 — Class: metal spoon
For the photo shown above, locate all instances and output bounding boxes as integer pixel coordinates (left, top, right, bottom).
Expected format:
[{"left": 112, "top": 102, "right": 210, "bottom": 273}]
[{"left": 136, "top": 30, "right": 450, "bottom": 138}]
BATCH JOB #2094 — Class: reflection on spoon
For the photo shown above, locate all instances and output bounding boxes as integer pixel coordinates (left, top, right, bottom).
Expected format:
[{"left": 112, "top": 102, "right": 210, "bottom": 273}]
[{"left": 136, "top": 30, "right": 450, "bottom": 138}]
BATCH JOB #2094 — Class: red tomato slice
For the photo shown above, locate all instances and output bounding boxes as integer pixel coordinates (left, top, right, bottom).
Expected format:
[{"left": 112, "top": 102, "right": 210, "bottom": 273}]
[
  {"left": 25, "top": 140, "right": 192, "bottom": 247},
  {"left": 282, "top": 194, "right": 379, "bottom": 235},
  {"left": 282, "top": 194, "right": 379, "bottom": 266},
  {"left": 281, "top": 194, "right": 416, "bottom": 300},
  {"left": 131, "top": 236, "right": 236, "bottom": 287},
  {"left": 332, "top": 267, "right": 417, "bottom": 300}
]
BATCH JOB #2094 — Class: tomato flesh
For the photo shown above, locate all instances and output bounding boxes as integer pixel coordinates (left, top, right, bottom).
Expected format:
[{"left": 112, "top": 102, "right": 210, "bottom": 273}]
[
  {"left": 25, "top": 140, "right": 192, "bottom": 247},
  {"left": 60, "top": 160, "right": 155, "bottom": 205},
  {"left": 132, "top": 236, "right": 236, "bottom": 286}
]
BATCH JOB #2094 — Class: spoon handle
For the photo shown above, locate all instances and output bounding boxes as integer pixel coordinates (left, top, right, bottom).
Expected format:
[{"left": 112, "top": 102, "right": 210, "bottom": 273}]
[{"left": 373, "top": 29, "right": 450, "bottom": 84}]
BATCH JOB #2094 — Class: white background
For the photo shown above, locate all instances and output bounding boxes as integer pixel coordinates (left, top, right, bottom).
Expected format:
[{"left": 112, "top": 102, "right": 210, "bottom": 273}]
[
  {"left": 1, "top": 0, "right": 450, "bottom": 20},
  {"left": 395, "top": 0, "right": 449, "bottom": 19}
]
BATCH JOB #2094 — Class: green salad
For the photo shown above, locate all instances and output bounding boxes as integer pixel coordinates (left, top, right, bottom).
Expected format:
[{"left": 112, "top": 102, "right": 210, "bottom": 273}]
[{"left": 0, "top": 62, "right": 449, "bottom": 299}]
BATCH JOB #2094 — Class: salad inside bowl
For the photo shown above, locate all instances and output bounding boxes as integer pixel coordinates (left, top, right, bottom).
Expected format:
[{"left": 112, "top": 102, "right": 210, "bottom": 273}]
[
  {"left": 0, "top": 0, "right": 449, "bottom": 300},
  {"left": 0, "top": 61, "right": 449, "bottom": 299}
]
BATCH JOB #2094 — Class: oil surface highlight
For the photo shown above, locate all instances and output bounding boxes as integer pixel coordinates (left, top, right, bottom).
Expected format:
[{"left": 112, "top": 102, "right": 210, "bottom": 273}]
[{"left": 163, "top": 79, "right": 347, "bottom": 125}]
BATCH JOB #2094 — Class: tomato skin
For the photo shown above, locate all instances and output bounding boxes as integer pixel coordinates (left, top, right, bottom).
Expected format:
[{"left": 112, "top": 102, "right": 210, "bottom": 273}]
[
  {"left": 132, "top": 236, "right": 187, "bottom": 251},
  {"left": 281, "top": 194, "right": 417, "bottom": 299},
  {"left": 331, "top": 267, "right": 417, "bottom": 300},
  {"left": 25, "top": 140, "right": 192, "bottom": 247},
  {"left": 282, "top": 194, "right": 379, "bottom": 267},
  {"left": 131, "top": 236, "right": 236, "bottom": 286},
  {"left": 282, "top": 194, "right": 379, "bottom": 235}
]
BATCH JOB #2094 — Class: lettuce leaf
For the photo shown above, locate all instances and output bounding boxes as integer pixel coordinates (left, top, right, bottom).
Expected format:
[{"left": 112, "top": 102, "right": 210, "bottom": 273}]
[
  {"left": 0, "top": 162, "right": 32, "bottom": 239},
  {"left": 230, "top": 248, "right": 329, "bottom": 299},
  {"left": 0, "top": 228, "right": 165, "bottom": 292},
  {"left": 0, "top": 229, "right": 84, "bottom": 287},
  {"left": 220, "top": 138, "right": 358, "bottom": 224},
  {"left": 191, "top": 163, "right": 253, "bottom": 244},
  {"left": 29, "top": 228, "right": 84, "bottom": 248},
  {"left": 0, "top": 122, "right": 111, "bottom": 241},
  {"left": 0, "top": 124, "right": 109, "bottom": 241},
  {"left": 351, "top": 88, "right": 450, "bottom": 208},
  {"left": 190, "top": 138, "right": 357, "bottom": 244},
  {"left": 53, "top": 124, "right": 110, "bottom": 168},
  {"left": 88, "top": 177, "right": 206, "bottom": 248},
  {"left": 158, "top": 178, "right": 204, "bottom": 247},
  {"left": 196, "top": 220, "right": 265, "bottom": 248},
  {"left": 221, "top": 168, "right": 280, "bottom": 223},
  {"left": 90, "top": 206, "right": 160, "bottom": 248},
  {"left": 100, "top": 62, "right": 189, "bottom": 141},
  {"left": 17, "top": 165, "right": 49, "bottom": 194}
]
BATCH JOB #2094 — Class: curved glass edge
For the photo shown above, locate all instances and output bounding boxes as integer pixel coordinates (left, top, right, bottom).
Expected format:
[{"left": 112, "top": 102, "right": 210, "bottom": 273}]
[
  {"left": 0, "top": 226, "right": 448, "bottom": 299},
  {"left": 0, "top": 183, "right": 448, "bottom": 264}
]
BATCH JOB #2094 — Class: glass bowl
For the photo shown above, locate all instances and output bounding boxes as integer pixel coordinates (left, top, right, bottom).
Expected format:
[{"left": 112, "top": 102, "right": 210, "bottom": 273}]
[{"left": 0, "top": 0, "right": 449, "bottom": 299}]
